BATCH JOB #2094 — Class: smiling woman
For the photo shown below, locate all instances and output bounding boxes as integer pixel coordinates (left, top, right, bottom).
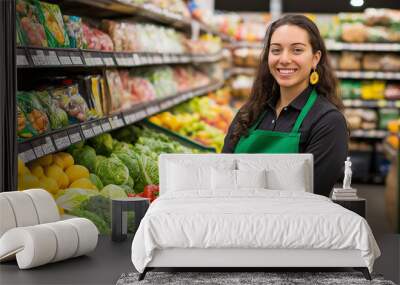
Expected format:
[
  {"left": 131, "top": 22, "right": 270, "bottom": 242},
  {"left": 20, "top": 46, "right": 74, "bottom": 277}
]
[{"left": 222, "top": 14, "right": 349, "bottom": 197}]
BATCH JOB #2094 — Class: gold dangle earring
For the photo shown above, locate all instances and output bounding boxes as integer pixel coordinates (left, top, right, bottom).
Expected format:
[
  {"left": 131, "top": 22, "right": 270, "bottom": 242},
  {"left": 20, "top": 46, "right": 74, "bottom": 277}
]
[{"left": 309, "top": 68, "right": 319, "bottom": 85}]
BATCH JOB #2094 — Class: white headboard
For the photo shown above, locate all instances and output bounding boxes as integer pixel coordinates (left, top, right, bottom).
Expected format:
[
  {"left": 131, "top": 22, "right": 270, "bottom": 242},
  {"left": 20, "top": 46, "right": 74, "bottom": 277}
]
[{"left": 159, "top": 154, "right": 314, "bottom": 195}]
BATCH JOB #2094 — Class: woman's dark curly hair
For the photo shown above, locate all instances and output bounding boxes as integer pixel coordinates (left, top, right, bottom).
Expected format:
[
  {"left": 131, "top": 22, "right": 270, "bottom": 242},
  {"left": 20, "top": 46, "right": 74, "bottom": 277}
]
[{"left": 230, "top": 14, "right": 343, "bottom": 147}]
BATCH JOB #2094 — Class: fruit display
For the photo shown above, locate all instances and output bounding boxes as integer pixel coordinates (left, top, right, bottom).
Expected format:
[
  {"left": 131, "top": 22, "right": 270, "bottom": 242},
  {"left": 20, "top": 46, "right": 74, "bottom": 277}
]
[
  {"left": 340, "top": 80, "right": 400, "bottom": 100},
  {"left": 320, "top": 9, "right": 400, "bottom": 43},
  {"left": 17, "top": 125, "right": 201, "bottom": 234},
  {"left": 330, "top": 52, "right": 400, "bottom": 71},
  {"left": 233, "top": 48, "right": 262, "bottom": 67},
  {"left": 149, "top": 90, "right": 236, "bottom": 152},
  {"left": 129, "top": 0, "right": 191, "bottom": 18},
  {"left": 385, "top": 119, "right": 399, "bottom": 150},
  {"left": 344, "top": 108, "right": 378, "bottom": 130}
]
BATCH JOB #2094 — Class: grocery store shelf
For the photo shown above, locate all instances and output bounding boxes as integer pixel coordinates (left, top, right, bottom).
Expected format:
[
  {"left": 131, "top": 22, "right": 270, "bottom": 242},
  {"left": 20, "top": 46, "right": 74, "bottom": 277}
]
[
  {"left": 336, "top": 71, "right": 400, "bottom": 80},
  {"left": 231, "top": 67, "right": 257, "bottom": 76},
  {"left": 17, "top": 80, "right": 224, "bottom": 163},
  {"left": 343, "top": 99, "right": 400, "bottom": 109},
  {"left": 350, "top": 129, "right": 389, "bottom": 139},
  {"left": 226, "top": 41, "right": 264, "bottom": 49},
  {"left": 51, "top": 0, "right": 231, "bottom": 41},
  {"left": 325, "top": 40, "right": 400, "bottom": 52},
  {"left": 16, "top": 47, "right": 223, "bottom": 68}
]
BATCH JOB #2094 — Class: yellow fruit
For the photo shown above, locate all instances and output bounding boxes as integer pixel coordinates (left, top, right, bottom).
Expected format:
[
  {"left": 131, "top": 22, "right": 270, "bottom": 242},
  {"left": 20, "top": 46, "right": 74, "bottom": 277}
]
[
  {"left": 23, "top": 166, "right": 31, "bottom": 176},
  {"left": 59, "top": 172, "right": 70, "bottom": 189},
  {"left": 53, "top": 154, "right": 66, "bottom": 170},
  {"left": 37, "top": 154, "right": 53, "bottom": 166},
  {"left": 39, "top": 177, "right": 58, "bottom": 194},
  {"left": 30, "top": 164, "right": 45, "bottom": 179},
  {"left": 18, "top": 158, "right": 25, "bottom": 174},
  {"left": 65, "top": 165, "right": 89, "bottom": 183},
  {"left": 58, "top": 152, "right": 74, "bottom": 169},
  {"left": 19, "top": 174, "right": 40, "bottom": 190},
  {"left": 69, "top": 178, "right": 98, "bottom": 190},
  {"left": 44, "top": 165, "right": 64, "bottom": 186}
]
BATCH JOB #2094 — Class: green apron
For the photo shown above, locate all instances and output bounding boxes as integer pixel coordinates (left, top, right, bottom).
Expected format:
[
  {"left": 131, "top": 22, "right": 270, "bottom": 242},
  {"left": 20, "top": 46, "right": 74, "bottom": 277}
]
[{"left": 234, "top": 89, "right": 317, "bottom": 154}]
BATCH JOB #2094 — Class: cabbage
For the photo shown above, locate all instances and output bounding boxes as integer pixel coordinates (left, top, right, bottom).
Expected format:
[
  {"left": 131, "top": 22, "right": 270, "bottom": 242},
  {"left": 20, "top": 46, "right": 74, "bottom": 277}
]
[
  {"left": 94, "top": 155, "right": 107, "bottom": 173},
  {"left": 120, "top": 184, "right": 135, "bottom": 195},
  {"left": 89, "top": 133, "right": 113, "bottom": 156},
  {"left": 89, "top": 173, "right": 104, "bottom": 190},
  {"left": 100, "top": 184, "right": 127, "bottom": 199},
  {"left": 55, "top": 188, "right": 98, "bottom": 211},
  {"left": 72, "top": 145, "right": 97, "bottom": 172},
  {"left": 96, "top": 156, "right": 129, "bottom": 185},
  {"left": 136, "top": 153, "right": 159, "bottom": 186},
  {"left": 112, "top": 152, "right": 140, "bottom": 181}
]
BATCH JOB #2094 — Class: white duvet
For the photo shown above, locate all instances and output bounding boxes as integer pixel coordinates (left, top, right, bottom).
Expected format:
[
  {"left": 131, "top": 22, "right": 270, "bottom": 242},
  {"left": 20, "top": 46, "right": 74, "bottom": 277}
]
[{"left": 131, "top": 189, "right": 380, "bottom": 273}]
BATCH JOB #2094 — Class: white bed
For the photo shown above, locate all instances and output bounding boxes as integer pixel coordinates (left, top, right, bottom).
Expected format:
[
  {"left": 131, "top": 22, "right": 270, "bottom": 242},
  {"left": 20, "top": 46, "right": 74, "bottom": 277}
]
[{"left": 131, "top": 154, "right": 380, "bottom": 280}]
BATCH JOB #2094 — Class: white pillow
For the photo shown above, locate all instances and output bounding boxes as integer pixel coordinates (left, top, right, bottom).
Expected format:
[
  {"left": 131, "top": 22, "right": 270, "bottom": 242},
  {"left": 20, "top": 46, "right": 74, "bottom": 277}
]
[
  {"left": 266, "top": 165, "right": 306, "bottom": 191},
  {"left": 236, "top": 169, "right": 267, "bottom": 189},
  {"left": 211, "top": 168, "right": 237, "bottom": 190},
  {"left": 237, "top": 159, "right": 308, "bottom": 191},
  {"left": 167, "top": 162, "right": 211, "bottom": 191}
]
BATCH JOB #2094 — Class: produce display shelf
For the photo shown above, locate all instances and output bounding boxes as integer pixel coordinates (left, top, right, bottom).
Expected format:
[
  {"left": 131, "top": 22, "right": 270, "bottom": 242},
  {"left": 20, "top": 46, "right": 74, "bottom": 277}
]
[
  {"left": 335, "top": 71, "right": 400, "bottom": 80},
  {"left": 350, "top": 129, "right": 389, "bottom": 139},
  {"left": 325, "top": 40, "right": 400, "bottom": 52},
  {"left": 51, "top": 0, "right": 230, "bottom": 41},
  {"left": 17, "top": 80, "right": 224, "bottom": 163},
  {"left": 16, "top": 46, "right": 223, "bottom": 69},
  {"left": 227, "top": 41, "right": 264, "bottom": 49},
  {"left": 231, "top": 67, "right": 257, "bottom": 76},
  {"left": 343, "top": 99, "right": 400, "bottom": 109},
  {"left": 141, "top": 119, "right": 217, "bottom": 152}
]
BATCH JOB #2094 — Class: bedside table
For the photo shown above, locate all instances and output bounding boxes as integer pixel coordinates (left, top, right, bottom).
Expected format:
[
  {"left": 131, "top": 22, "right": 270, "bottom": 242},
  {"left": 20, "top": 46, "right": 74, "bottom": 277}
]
[
  {"left": 111, "top": 197, "right": 150, "bottom": 242},
  {"left": 332, "top": 198, "right": 366, "bottom": 218}
]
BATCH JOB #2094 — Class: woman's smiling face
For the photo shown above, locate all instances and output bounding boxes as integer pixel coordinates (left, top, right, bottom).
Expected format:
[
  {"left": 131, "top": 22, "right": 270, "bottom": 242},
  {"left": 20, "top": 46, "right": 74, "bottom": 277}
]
[{"left": 268, "top": 24, "right": 321, "bottom": 90}]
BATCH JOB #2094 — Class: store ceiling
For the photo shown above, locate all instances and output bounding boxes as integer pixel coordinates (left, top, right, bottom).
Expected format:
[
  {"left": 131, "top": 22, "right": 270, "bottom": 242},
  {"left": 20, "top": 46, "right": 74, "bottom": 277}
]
[{"left": 215, "top": 0, "right": 400, "bottom": 13}]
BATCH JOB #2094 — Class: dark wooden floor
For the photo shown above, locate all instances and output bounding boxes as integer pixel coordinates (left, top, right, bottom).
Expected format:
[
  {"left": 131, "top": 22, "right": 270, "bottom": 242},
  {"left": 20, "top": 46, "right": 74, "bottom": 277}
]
[{"left": 1, "top": 184, "right": 398, "bottom": 285}]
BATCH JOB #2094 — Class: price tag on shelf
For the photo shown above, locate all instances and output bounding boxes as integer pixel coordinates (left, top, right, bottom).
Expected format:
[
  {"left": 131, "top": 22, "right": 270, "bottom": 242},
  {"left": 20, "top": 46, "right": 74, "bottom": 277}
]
[
  {"left": 18, "top": 142, "right": 36, "bottom": 163},
  {"left": 30, "top": 138, "right": 45, "bottom": 157},
  {"left": 83, "top": 52, "right": 103, "bottom": 66},
  {"left": 109, "top": 115, "right": 124, "bottom": 129},
  {"left": 133, "top": 54, "right": 141, "bottom": 65},
  {"left": 52, "top": 131, "right": 71, "bottom": 150},
  {"left": 123, "top": 112, "right": 136, "bottom": 124},
  {"left": 56, "top": 50, "right": 74, "bottom": 66},
  {"left": 100, "top": 119, "right": 112, "bottom": 132},
  {"left": 91, "top": 122, "right": 103, "bottom": 135},
  {"left": 377, "top": 100, "right": 387, "bottom": 108},
  {"left": 70, "top": 53, "right": 83, "bottom": 65},
  {"left": 146, "top": 105, "right": 160, "bottom": 115},
  {"left": 134, "top": 110, "right": 148, "bottom": 121},
  {"left": 81, "top": 123, "right": 95, "bottom": 139},
  {"left": 68, "top": 127, "right": 82, "bottom": 144},
  {"left": 41, "top": 137, "right": 56, "bottom": 154},
  {"left": 115, "top": 56, "right": 126, "bottom": 66},
  {"left": 17, "top": 48, "right": 29, "bottom": 66},
  {"left": 30, "top": 49, "right": 47, "bottom": 66},
  {"left": 102, "top": 54, "right": 115, "bottom": 66},
  {"left": 47, "top": 51, "right": 60, "bottom": 65}
]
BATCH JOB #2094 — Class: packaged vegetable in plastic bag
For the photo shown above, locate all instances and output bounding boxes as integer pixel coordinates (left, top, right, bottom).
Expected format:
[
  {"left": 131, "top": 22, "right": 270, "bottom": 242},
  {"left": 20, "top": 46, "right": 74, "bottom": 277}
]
[
  {"left": 82, "top": 22, "right": 114, "bottom": 51},
  {"left": 35, "top": 1, "right": 70, "bottom": 48},
  {"left": 63, "top": 15, "right": 86, "bottom": 49},
  {"left": 35, "top": 90, "right": 69, "bottom": 130},
  {"left": 17, "top": 104, "right": 38, "bottom": 140},
  {"left": 17, "top": 91, "right": 50, "bottom": 136},
  {"left": 77, "top": 75, "right": 103, "bottom": 119},
  {"left": 16, "top": 0, "right": 48, "bottom": 47},
  {"left": 50, "top": 84, "right": 90, "bottom": 123},
  {"left": 105, "top": 70, "right": 125, "bottom": 113}
]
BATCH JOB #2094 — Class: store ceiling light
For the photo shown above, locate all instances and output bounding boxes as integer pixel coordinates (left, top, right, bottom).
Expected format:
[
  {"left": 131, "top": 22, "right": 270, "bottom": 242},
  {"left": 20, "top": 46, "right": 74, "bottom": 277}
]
[{"left": 350, "top": 0, "right": 364, "bottom": 7}]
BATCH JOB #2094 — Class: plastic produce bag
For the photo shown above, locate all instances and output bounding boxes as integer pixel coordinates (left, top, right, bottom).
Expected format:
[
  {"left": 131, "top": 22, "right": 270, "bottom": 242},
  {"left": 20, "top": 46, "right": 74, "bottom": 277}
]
[
  {"left": 16, "top": 0, "right": 48, "bottom": 47},
  {"left": 82, "top": 23, "right": 114, "bottom": 51},
  {"left": 63, "top": 15, "right": 86, "bottom": 49},
  {"left": 17, "top": 105, "right": 38, "bottom": 140},
  {"left": 17, "top": 91, "right": 50, "bottom": 136},
  {"left": 105, "top": 70, "right": 125, "bottom": 113},
  {"left": 50, "top": 84, "right": 90, "bottom": 123},
  {"left": 35, "top": 1, "right": 70, "bottom": 48},
  {"left": 35, "top": 90, "right": 69, "bottom": 130}
]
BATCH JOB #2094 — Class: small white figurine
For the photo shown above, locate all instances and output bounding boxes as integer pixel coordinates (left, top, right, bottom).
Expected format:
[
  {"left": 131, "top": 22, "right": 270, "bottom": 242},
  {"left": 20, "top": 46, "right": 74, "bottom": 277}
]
[{"left": 343, "top": 157, "right": 352, "bottom": 189}]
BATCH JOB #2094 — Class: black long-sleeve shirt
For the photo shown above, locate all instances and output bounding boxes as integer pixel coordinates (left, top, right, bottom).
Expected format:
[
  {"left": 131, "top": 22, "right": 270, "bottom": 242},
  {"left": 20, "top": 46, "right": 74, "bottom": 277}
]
[{"left": 222, "top": 86, "right": 348, "bottom": 197}]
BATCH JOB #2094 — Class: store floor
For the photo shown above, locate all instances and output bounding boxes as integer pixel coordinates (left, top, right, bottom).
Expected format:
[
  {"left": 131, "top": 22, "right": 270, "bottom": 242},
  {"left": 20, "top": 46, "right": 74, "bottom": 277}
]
[{"left": 1, "top": 184, "right": 399, "bottom": 285}]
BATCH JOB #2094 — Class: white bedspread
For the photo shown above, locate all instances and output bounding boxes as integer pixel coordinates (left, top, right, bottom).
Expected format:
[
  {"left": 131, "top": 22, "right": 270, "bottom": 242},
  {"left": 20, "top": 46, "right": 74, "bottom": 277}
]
[{"left": 131, "top": 190, "right": 380, "bottom": 273}]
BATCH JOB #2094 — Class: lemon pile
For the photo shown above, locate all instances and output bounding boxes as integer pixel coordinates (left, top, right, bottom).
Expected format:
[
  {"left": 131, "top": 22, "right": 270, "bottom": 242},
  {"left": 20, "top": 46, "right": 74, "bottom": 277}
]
[{"left": 18, "top": 152, "right": 98, "bottom": 196}]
